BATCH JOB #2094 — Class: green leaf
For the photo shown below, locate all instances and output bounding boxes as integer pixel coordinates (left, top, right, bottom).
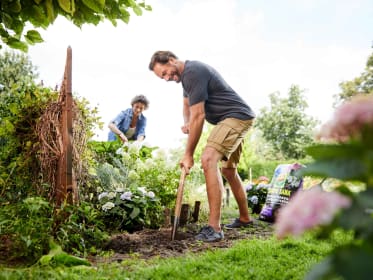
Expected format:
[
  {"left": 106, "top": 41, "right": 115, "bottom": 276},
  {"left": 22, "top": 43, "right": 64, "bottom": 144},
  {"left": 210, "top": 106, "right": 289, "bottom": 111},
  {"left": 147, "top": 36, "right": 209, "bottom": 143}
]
[
  {"left": 53, "top": 252, "right": 91, "bottom": 267},
  {"left": 44, "top": 0, "right": 57, "bottom": 23},
  {"left": 58, "top": 0, "right": 75, "bottom": 14},
  {"left": 9, "top": 18, "right": 24, "bottom": 35},
  {"left": 130, "top": 207, "right": 140, "bottom": 219},
  {"left": 25, "top": 30, "right": 44, "bottom": 44},
  {"left": 7, "top": 38, "right": 28, "bottom": 52},
  {"left": 119, "top": 7, "right": 130, "bottom": 23},
  {"left": 333, "top": 245, "right": 373, "bottom": 279},
  {"left": 8, "top": 0, "right": 22, "bottom": 13},
  {"left": 356, "top": 188, "right": 373, "bottom": 209},
  {"left": 301, "top": 159, "right": 367, "bottom": 181},
  {"left": 306, "top": 143, "right": 365, "bottom": 160},
  {"left": 2, "top": 13, "right": 14, "bottom": 29},
  {"left": 82, "top": 0, "right": 105, "bottom": 12},
  {"left": 305, "top": 256, "right": 335, "bottom": 280},
  {"left": 27, "top": 5, "right": 49, "bottom": 28},
  {"left": 132, "top": 5, "right": 142, "bottom": 16}
]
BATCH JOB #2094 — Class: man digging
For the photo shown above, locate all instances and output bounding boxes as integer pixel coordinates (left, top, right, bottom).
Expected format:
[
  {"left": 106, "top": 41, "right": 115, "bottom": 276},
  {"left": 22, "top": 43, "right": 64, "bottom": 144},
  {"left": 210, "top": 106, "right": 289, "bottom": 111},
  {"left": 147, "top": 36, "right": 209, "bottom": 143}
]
[{"left": 149, "top": 51, "right": 256, "bottom": 242}]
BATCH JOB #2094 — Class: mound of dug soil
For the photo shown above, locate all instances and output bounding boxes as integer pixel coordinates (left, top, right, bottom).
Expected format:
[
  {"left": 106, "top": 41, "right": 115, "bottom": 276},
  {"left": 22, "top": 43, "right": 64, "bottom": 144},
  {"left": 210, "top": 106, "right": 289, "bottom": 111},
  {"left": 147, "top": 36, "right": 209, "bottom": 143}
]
[{"left": 90, "top": 219, "right": 274, "bottom": 264}]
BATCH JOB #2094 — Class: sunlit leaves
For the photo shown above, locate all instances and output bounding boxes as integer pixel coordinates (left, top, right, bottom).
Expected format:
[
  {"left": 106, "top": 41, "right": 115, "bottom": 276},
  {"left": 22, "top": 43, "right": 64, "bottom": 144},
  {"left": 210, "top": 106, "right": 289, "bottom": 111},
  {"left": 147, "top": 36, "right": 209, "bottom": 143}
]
[
  {"left": 44, "top": 0, "right": 57, "bottom": 23},
  {"left": 1, "top": 0, "right": 152, "bottom": 51},
  {"left": 82, "top": 0, "right": 105, "bottom": 12}
]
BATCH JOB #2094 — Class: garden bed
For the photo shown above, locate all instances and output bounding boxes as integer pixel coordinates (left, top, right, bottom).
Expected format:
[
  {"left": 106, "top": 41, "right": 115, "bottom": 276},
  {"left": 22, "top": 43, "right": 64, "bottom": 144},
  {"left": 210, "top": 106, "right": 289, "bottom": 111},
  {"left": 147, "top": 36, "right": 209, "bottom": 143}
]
[{"left": 89, "top": 219, "right": 274, "bottom": 264}]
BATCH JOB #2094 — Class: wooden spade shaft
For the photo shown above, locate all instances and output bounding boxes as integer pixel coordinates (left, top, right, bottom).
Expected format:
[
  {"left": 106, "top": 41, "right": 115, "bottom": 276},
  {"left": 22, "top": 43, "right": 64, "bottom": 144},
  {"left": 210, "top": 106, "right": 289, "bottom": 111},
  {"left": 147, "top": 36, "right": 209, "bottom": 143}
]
[{"left": 171, "top": 168, "right": 187, "bottom": 240}]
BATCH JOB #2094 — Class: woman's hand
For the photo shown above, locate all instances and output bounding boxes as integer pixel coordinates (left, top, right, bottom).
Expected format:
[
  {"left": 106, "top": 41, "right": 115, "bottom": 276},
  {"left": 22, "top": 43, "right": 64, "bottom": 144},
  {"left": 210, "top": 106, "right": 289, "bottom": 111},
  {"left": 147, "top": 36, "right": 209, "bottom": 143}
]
[{"left": 118, "top": 133, "right": 128, "bottom": 143}]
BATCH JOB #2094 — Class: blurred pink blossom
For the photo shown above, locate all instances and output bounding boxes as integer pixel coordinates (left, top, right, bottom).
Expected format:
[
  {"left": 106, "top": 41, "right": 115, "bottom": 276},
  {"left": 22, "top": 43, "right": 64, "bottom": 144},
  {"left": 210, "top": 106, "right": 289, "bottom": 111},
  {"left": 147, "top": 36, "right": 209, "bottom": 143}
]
[
  {"left": 317, "top": 94, "right": 373, "bottom": 142},
  {"left": 275, "top": 187, "right": 351, "bottom": 239}
]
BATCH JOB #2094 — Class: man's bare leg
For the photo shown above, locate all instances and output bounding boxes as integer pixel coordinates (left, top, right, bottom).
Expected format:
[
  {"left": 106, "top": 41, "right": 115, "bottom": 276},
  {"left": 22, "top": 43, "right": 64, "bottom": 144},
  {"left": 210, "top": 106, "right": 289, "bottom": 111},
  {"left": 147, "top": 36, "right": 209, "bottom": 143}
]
[
  {"left": 201, "top": 146, "right": 225, "bottom": 232},
  {"left": 222, "top": 167, "right": 251, "bottom": 223}
]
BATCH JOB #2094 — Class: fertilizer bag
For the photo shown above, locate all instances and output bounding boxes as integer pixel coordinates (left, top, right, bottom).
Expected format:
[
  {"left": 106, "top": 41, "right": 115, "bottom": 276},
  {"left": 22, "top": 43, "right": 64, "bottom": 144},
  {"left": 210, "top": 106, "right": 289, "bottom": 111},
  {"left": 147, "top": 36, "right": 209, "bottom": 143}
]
[{"left": 259, "top": 163, "right": 303, "bottom": 222}]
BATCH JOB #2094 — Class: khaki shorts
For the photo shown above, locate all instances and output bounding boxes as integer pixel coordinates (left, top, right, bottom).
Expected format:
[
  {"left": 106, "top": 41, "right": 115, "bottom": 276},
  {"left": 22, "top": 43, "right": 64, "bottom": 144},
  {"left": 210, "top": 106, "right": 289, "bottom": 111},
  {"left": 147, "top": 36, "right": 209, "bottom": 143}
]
[{"left": 206, "top": 118, "right": 254, "bottom": 168}]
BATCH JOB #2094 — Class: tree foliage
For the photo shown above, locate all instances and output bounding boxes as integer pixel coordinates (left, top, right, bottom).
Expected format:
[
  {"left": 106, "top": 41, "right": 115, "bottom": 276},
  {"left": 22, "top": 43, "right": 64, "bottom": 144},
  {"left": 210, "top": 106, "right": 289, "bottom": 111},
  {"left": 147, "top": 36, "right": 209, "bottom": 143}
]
[
  {"left": 255, "top": 85, "right": 318, "bottom": 159},
  {"left": 0, "top": 50, "right": 101, "bottom": 203},
  {"left": 0, "top": 50, "right": 37, "bottom": 91},
  {"left": 0, "top": 0, "right": 152, "bottom": 52},
  {"left": 0, "top": 51, "right": 57, "bottom": 202},
  {"left": 335, "top": 51, "right": 373, "bottom": 106}
]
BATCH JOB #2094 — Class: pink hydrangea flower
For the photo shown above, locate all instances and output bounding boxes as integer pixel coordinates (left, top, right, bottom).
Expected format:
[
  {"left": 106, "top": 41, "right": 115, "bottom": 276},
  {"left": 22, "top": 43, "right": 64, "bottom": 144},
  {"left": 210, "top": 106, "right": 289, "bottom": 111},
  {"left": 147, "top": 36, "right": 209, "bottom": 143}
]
[
  {"left": 275, "top": 187, "right": 351, "bottom": 239},
  {"left": 317, "top": 94, "right": 373, "bottom": 142}
]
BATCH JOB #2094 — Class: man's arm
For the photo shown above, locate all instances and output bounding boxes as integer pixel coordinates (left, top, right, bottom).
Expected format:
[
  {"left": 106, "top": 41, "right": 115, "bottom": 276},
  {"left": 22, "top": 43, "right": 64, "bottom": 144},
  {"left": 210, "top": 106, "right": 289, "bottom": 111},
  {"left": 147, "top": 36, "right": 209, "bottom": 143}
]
[
  {"left": 181, "top": 97, "right": 190, "bottom": 134},
  {"left": 180, "top": 101, "right": 205, "bottom": 172}
]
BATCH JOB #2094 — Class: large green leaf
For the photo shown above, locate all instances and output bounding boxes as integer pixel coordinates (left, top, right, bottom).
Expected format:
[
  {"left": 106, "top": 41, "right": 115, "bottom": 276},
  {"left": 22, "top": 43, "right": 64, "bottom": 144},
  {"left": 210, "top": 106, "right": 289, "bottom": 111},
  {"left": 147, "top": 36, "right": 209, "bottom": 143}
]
[
  {"left": 333, "top": 245, "right": 373, "bottom": 279},
  {"left": 305, "top": 256, "right": 335, "bottom": 280},
  {"left": 2, "top": 13, "right": 14, "bottom": 29},
  {"left": 8, "top": 0, "right": 22, "bottom": 13},
  {"left": 6, "top": 37, "right": 28, "bottom": 52},
  {"left": 132, "top": 5, "right": 142, "bottom": 16},
  {"left": 25, "top": 30, "right": 44, "bottom": 44},
  {"left": 119, "top": 7, "right": 130, "bottom": 23},
  {"left": 28, "top": 5, "right": 49, "bottom": 28},
  {"left": 130, "top": 207, "right": 140, "bottom": 219},
  {"left": 58, "top": 0, "right": 75, "bottom": 14},
  {"left": 306, "top": 143, "right": 365, "bottom": 160},
  {"left": 9, "top": 18, "right": 24, "bottom": 35},
  {"left": 301, "top": 159, "right": 367, "bottom": 181},
  {"left": 44, "top": 0, "right": 57, "bottom": 23},
  {"left": 82, "top": 0, "right": 105, "bottom": 12}
]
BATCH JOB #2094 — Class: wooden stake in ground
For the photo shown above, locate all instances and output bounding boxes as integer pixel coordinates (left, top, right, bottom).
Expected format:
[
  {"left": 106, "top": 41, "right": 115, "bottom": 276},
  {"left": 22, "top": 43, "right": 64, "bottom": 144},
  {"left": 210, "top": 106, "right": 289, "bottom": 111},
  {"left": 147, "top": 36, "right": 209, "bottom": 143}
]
[{"left": 171, "top": 168, "right": 187, "bottom": 240}]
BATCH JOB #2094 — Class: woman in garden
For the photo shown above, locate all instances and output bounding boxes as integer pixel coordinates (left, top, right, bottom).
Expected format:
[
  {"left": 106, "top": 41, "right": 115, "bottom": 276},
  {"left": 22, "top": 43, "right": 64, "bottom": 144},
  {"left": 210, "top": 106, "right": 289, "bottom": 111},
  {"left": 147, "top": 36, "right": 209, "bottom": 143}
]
[{"left": 108, "top": 94, "right": 149, "bottom": 143}]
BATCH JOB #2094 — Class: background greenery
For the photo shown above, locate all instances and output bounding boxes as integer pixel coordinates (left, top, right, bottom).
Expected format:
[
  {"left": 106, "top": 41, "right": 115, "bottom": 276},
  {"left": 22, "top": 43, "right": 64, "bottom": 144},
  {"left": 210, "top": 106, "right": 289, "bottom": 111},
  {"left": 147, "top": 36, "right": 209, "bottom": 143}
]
[{"left": 0, "top": 48, "right": 372, "bottom": 279}]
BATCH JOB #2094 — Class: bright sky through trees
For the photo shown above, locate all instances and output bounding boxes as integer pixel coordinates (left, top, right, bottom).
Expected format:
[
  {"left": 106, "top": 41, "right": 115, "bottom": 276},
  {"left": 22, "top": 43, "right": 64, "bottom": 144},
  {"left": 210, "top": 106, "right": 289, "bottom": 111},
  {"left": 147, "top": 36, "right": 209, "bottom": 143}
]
[{"left": 26, "top": 0, "right": 373, "bottom": 148}]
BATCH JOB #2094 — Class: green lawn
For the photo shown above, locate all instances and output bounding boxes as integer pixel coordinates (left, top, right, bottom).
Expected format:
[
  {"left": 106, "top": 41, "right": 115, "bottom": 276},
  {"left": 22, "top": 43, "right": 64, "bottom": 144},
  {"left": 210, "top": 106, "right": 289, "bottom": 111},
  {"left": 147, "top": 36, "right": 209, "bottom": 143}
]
[
  {"left": 0, "top": 197, "right": 352, "bottom": 280},
  {"left": 0, "top": 229, "right": 350, "bottom": 280}
]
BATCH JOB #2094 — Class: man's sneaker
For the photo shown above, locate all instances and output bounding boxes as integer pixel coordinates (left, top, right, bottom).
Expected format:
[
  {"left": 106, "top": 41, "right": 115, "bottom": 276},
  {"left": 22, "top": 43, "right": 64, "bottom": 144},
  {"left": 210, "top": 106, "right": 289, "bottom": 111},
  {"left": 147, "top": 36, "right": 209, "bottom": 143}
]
[
  {"left": 195, "top": 225, "right": 224, "bottom": 242},
  {"left": 224, "top": 218, "right": 254, "bottom": 229}
]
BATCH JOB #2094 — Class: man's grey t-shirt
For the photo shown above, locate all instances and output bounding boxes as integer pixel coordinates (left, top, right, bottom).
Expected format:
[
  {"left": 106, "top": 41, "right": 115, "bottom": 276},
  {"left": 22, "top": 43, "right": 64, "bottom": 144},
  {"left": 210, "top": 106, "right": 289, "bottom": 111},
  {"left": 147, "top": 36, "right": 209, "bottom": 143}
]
[{"left": 181, "top": 60, "right": 255, "bottom": 125}]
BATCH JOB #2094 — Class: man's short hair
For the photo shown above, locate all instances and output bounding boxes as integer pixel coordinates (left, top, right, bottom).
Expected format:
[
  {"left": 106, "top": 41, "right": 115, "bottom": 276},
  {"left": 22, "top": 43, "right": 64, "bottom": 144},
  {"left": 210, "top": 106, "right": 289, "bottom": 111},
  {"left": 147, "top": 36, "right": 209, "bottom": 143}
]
[{"left": 148, "top": 51, "right": 178, "bottom": 71}]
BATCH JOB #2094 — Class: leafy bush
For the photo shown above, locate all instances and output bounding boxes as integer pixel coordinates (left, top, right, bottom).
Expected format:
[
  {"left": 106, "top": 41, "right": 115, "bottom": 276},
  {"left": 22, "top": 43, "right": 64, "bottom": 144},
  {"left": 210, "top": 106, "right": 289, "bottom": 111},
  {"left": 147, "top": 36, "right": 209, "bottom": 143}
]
[
  {"left": 0, "top": 197, "right": 53, "bottom": 263},
  {"left": 98, "top": 186, "right": 163, "bottom": 232},
  {"left": 275, "top": 94, "right": 373, "bottom": 279},
  {"left": 88, "top": 142, "right": 179, "bottom": 232},
  {"left": 54, "top": 202, "right": 109, "bottom": 257},
  {"left": 245, "top": 182, "right": 269, "bottom": 214}
]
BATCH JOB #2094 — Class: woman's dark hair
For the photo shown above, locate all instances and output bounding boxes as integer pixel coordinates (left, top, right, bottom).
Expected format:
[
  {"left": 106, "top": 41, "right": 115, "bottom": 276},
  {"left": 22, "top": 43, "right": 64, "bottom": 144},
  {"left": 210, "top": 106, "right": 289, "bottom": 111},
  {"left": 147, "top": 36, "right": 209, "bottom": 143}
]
[
  {"left": 148, "top": 51, "right": 178, "bottom": 70},
  {"left": 131, "top": 95, "right": 149, "bottom": 109}
]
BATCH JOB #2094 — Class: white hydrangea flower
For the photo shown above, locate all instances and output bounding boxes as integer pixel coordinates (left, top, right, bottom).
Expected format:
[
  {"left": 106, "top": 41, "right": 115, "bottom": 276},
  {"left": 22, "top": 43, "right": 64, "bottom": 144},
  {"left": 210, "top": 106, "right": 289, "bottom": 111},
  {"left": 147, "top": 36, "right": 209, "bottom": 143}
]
[
  {"left": 107, "top": 192, "right": 116, "bottom": 199},
  {"left": 98, "top": 192, "right": 108, "bottom": 200},
  {"left": 120, "top": 191, "right": 132, "bottom": 201},
  {"left": 147, "top": 191, "right": 155, "bottom": 199},
  {"left": 138, "top": 187, "right": 147, "bottom": 195},
  {"left": 102, "top": 202, "right": 115, "bottom": 211},
  {"left": 249, "top": 195, "right": 259, "bottom": 205}
]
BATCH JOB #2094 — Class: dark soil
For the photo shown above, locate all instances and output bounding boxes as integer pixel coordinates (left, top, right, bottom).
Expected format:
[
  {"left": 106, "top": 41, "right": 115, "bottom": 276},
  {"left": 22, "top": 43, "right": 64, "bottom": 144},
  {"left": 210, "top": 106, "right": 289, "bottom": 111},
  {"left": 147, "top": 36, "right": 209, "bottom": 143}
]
[{"left": 89, "top": 219, "right": 274, "bottom": 264}]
